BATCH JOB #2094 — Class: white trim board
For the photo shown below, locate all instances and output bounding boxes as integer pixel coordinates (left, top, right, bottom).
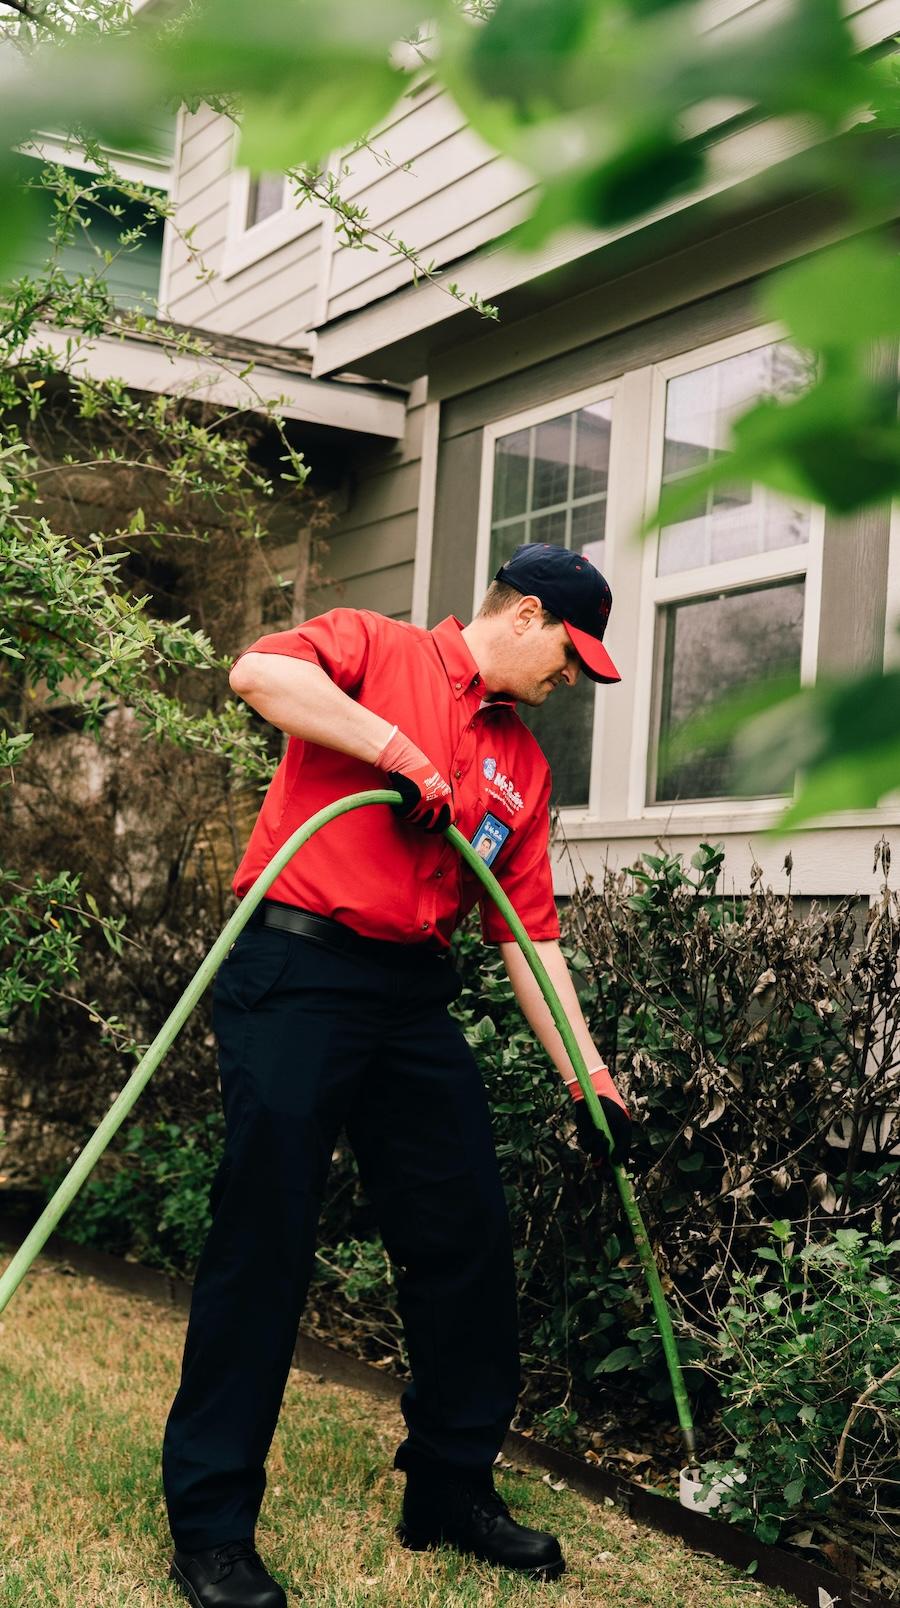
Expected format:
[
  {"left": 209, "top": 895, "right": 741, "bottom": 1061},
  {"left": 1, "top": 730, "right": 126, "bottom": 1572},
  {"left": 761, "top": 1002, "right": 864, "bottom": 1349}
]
[
  {"left": 552, "top": 816, "right": 900, "bottom": 900},
  {"left": 27, "top": 323, "right": 407, "bottom": 439},
  {"left": 157, "top": 103, "right": 186, "bottom": 318},
  {"left": 411, "top": 397, "right": 441, "bottom": 627},
  {"left": 18, "top": 132, "right": 173, "bottom": 192}
]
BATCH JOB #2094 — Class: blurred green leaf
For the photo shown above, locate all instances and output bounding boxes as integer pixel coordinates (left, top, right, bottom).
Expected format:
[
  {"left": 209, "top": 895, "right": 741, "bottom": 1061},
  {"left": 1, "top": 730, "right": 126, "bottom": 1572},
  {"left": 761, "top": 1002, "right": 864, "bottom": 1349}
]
[
  {"left": 0, "top": 158, "right": 40, "bottom": 279},
  {"left": 514, "top": 126, "right": 704, "bottom": 246},
  {"left": 625, "top": 0, "right": 692, "bottom": 13},
  {"left": 160, "top": 0, "right": 432, "bottom": 96},
  {"left": 238, "top": 59, "right": 403, "bottom": 169},
  {"left": 647, "top": 367, "right": 900, "bottom": 534},
  {"left": 777, "top": 738, "right": 900, "bottom": 829},
  {"left": 680, "top": 0, "right": 865, "bottom": 131},
  {"left": 764, "top": 236, "right": 900, "bottom": 350},
  {"left": 865, "top": 53, "right": 900, "bottom": 130},
  {"left": 466, "top": 0, "right": 593, "bottom": 116}
]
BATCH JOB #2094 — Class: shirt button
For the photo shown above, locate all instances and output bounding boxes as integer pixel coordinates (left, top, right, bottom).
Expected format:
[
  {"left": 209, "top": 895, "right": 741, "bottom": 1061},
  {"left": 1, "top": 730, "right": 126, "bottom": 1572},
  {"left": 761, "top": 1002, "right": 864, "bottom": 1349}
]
[
  {"left": 421, "top": 921, "right": 429, "bottom": 930},
  {"left": 435, "top": 869, "right": 443, "bottom": 878},
  {"left": 454, "top": 768, "right": 462, "bottom": 779},
  {"left": 455, "top": 681, "right": 462, "bottom": 690}
]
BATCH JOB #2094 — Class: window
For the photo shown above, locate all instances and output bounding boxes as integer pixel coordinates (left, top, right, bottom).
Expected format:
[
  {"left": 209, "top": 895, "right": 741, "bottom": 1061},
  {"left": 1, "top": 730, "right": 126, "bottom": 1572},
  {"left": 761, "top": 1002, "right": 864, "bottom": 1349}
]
[
  {"left": 653, "top": 578, "right": 806, "bottom": 800},
  {"left": 475, "top": 327, "right": 826, "bottom": 824},
  {"left": 221, "top": 140, "right": 320, "bottom": 281},
  {"left": 245, "top": 173, "right": 286, "bottom": 231},
  {"left": 485, "top": 394, "right": 614, "bottom": 809},
  {"left": 647, "top": 337, "right": 820, "bottom": 807}
]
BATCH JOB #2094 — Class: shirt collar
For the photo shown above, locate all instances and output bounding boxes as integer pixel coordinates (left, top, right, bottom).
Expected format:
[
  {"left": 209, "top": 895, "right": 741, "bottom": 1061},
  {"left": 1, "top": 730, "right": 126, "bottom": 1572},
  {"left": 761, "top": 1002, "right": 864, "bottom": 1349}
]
[{"left": 430, "top": 616, "right": 515, "bottom": 706}]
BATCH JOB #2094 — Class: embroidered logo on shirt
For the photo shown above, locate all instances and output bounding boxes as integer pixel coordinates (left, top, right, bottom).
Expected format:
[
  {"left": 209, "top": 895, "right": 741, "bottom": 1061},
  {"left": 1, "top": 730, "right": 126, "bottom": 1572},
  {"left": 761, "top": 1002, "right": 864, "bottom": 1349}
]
[
  {"left": 470, "top": 811, "right": 511, "bottom": 866},
  {"left": 482, "top": 756, "right": 497, "bottom": 780},
  {"left": 487, "top": 771, "right": 524, "bottom": 814}
]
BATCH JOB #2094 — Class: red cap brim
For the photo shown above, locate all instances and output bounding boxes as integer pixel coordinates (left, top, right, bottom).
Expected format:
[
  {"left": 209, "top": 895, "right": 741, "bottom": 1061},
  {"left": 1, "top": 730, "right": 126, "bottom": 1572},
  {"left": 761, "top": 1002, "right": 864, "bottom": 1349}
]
[{"left": 564, "top": 620, "right": 621, "bottom": 684}]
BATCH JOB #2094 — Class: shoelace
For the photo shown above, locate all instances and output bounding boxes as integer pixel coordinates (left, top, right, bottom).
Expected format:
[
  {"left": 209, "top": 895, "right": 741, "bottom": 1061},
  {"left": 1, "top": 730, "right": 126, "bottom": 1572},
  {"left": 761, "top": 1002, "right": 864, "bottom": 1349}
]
[
  {"left": 469, "top": 1487, "right": 512, "bottom": 1526},
  {"left": 212, "top": 1540, "right": 261, "bottom": 1571}
]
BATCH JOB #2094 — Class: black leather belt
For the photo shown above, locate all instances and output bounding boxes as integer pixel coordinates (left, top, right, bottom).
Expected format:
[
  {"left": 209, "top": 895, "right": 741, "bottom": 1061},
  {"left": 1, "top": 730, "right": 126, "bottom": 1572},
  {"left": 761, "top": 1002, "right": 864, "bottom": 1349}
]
[{"left": 249, "top": 900, "right": 448, "bottom": 967}]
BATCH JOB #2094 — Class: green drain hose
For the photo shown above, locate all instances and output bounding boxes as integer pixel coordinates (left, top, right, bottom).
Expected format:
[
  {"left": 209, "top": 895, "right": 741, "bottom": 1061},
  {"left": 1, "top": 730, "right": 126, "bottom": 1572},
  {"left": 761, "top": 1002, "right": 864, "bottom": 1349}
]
[{"left": 0, "top": 788, "right": 695, "bottom": 1459}]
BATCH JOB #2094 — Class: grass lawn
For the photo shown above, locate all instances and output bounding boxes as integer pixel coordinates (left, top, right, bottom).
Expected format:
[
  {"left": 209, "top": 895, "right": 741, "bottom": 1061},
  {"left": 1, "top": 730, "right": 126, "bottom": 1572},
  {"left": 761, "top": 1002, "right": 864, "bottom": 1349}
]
[{"left": 0, "top": 1241, "right": 796, "bottom": 1607}]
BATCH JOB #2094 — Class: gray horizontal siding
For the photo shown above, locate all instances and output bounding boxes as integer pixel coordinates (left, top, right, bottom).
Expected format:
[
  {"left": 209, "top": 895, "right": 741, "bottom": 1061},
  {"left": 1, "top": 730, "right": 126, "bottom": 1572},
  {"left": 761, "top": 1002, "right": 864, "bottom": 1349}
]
[
  {"left": 305, "top": 391, "right": 426, "bottom": 621},
  {"left": 309, "top": 559, "right": 415, "bottom": 620},
  {"left": 165, "top": 104, "right": 321, "bottom": 341},
  {"left": 326, "top": 91, "right": 529, "bottom": 323},
  {"left": 440, "top": 280, "right": 763, "bottom": 439}
]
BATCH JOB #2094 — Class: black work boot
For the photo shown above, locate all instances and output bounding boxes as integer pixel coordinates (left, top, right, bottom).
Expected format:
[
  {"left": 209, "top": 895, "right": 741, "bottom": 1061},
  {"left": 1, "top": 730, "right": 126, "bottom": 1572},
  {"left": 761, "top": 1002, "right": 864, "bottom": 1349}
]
[
  {"left": 168, "top": 1538, "right": 287, "bottom": 1607},
  {"left": 394, "top": 1457, "right": 565, "bottom": 1581}
]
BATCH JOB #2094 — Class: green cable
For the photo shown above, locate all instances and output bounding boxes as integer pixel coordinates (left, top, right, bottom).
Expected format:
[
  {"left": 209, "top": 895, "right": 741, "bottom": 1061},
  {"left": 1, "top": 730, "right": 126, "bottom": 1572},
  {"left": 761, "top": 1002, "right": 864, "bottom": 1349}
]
[{"left": 0, "top": 788, "right": 695, "bottom": 1459}]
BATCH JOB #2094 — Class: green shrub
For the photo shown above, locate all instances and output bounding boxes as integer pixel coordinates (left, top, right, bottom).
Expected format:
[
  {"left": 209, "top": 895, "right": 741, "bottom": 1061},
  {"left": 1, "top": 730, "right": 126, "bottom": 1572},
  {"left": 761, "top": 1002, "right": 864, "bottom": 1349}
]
[
  {"left": 694, "top": 1223, "right": 900, "bottom": 1547},
  {"left": 46, "top": 1113, "right": 225, "bottom": 1275},
  {"left": 41, "top": 835, "right": 900, "bottom": 1545}
]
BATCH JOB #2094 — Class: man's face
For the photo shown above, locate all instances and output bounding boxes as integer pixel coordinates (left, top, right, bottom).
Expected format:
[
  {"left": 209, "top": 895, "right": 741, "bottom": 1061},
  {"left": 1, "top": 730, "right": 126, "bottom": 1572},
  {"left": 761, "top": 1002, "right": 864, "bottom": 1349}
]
[{"left": 508, "top": 616, "right": 583, "bottom": 706}]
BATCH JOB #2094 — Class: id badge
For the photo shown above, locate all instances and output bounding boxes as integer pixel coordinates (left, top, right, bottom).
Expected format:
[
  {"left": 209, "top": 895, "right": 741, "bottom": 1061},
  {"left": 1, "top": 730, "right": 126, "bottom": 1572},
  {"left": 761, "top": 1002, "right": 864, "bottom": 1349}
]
[{"left": 470, "top": 811, "right": 511, "bottom": 867}]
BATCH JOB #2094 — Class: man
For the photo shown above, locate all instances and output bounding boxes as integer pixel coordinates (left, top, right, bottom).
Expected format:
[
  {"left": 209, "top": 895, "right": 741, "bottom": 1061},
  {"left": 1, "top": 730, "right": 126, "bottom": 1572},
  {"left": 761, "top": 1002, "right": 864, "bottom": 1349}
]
[{"left": 162, "top": 543, "right": 632, "bottom": 1608}]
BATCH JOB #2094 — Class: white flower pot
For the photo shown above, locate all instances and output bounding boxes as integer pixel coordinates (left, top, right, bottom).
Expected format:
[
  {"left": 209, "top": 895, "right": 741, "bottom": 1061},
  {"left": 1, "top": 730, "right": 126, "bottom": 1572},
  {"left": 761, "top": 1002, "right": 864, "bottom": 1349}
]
[{"left": 679, "top": 1465, "right": 746, "bottom": 1513}]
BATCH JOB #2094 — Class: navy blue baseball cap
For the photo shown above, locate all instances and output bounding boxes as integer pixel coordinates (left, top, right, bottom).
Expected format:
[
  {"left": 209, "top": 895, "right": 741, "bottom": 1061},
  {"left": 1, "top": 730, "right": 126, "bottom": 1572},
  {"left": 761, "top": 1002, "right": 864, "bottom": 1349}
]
[{"left": 494, "top": 542, "right": 621, "bottom": 684}]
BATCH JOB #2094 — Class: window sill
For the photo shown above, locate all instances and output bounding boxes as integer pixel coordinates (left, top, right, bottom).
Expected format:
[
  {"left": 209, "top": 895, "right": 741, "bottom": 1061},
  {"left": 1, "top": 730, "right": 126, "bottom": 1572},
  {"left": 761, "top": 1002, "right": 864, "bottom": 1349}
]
[
  {"left": 221, "top": 204, "right": 319, "bottom": 282},
  {"left": 554, "top": 801, "right": 900, "bottom": 839}
]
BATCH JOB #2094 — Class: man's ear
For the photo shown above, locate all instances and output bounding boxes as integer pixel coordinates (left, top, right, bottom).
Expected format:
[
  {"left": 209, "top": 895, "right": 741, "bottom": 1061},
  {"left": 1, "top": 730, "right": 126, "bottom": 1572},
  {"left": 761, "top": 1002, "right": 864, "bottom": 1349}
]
[{"left": 513, "top": 593, "right": 543, "bottom": 633}]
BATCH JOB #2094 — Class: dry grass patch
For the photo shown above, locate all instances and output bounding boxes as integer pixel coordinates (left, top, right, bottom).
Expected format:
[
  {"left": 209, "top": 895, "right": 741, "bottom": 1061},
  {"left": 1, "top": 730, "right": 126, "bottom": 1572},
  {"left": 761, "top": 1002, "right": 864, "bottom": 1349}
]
[{"left": 0, "top": 1241, "right": 794, "bottom": 1607}]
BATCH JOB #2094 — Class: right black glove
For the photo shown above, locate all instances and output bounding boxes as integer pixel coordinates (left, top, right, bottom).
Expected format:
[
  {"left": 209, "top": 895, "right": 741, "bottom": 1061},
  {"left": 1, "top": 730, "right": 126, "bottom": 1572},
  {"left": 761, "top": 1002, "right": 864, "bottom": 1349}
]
[{"left": 568, "top": 1064, "right": 633, "bottom": 1172}]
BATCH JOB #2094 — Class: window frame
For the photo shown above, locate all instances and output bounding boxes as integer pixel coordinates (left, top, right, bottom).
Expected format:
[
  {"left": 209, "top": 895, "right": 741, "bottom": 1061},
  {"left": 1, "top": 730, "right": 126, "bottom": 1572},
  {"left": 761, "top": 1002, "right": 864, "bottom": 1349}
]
[
  {"left": 221, "top": 162, "right": 319, "bottom": 282},
  {"left": 472, "top": 378, "right": 623, "bottom": 821},
  {"left": 632, "top": 321, "right": 825, "bottom": 822}
]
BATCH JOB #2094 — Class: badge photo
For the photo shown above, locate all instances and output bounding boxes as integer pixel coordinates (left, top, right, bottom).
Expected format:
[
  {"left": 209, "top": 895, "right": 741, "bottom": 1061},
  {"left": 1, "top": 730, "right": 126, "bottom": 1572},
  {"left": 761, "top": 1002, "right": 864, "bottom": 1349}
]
[{"left": 469, "top": 811, "right": 511, "bottom": 867}]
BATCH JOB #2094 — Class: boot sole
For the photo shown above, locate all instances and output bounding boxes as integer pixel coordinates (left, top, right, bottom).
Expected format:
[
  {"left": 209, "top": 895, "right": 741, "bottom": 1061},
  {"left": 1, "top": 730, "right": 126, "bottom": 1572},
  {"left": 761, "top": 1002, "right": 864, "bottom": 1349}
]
[{"left": 395, "top": 1521, "right": 566, "bottom": 1581}]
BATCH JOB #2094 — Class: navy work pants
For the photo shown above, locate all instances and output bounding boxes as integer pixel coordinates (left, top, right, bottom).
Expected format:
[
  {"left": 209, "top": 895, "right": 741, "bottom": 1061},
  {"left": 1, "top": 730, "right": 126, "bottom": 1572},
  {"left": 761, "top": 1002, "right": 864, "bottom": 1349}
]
[{"left": 161, "top": 914, "right": 521, "bottom": 1552}]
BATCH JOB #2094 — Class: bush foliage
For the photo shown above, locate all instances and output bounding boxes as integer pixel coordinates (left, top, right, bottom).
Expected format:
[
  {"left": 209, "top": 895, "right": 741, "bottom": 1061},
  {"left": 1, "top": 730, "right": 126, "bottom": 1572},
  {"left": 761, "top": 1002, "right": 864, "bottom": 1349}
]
[{"left": 47, "top": 837, "right": 900, "bottom": 1576}]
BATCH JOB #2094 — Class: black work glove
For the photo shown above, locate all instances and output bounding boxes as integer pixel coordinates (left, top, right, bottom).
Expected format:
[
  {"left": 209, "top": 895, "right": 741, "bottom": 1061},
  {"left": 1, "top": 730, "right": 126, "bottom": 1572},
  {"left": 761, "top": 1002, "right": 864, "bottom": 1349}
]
[{"left": 569, "top": 1065, "right": 633, "bottom": 1171}]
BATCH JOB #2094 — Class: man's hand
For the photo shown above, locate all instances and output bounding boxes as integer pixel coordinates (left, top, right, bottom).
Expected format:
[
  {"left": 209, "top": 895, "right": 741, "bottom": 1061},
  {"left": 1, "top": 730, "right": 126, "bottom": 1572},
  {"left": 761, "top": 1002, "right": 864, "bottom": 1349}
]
[
  {"left": 568, "top": 1064, "right": 632, "bottom": 1171},
  {"left": 376, "top": 726, "right": 455, "bottom": 834}
]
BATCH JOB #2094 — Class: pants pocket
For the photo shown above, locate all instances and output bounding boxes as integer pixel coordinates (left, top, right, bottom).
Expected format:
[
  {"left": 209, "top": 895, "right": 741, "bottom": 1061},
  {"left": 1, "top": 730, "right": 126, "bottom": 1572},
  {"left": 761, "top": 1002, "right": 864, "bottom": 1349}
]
[{"left": 214, "top": 926, "right": 294, "bottom": 1014}]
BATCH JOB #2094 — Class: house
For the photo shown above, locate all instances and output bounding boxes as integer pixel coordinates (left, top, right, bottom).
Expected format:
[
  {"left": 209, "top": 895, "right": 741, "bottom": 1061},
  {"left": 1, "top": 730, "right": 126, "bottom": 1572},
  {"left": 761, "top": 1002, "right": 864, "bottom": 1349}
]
[{"left": 47, "top": 0, "right": 900, "bottom": 909}]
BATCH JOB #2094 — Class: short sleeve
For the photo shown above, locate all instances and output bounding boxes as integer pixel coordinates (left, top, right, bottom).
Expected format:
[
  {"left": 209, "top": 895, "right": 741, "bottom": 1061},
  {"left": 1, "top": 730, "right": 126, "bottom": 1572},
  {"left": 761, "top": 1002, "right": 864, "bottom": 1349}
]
[
  {"left": 479, "top": 763, "right": 560, "bottom": 944},
  {"left": 231, "top": 607, "right": 376, "bottom": 697}
]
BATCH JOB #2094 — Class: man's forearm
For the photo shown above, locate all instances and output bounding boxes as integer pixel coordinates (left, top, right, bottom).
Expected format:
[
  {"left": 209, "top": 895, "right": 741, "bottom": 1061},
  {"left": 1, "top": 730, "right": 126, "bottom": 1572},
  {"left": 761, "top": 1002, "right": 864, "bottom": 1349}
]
[
  {"left": 499, "top": 939, "right": 604, "bottom": 1085},
  {"left": 230, "top": 652, "right": 394, "bottom": 764}
]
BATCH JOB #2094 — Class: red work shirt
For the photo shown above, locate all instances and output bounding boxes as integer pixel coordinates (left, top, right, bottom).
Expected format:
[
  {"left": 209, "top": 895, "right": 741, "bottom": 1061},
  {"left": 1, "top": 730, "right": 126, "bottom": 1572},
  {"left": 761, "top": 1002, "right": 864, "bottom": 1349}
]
[{"left": 230, "top": 608, "right": 560, "bottom": 951}]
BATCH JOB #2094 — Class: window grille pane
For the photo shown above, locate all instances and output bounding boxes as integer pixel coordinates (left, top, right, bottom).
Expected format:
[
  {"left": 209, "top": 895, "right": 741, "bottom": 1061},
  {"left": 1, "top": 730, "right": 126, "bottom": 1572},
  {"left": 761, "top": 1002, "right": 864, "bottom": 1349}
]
[
  {"left": 492, "top": 428, "right": 530, "bottom": 522},
  {"left": 654, "top": 580, "right": 805, "bottom": 802},
  {"left": 521, "top": 676, "right": 595, "bottom": 808},
  {"left": 532, "top": 415, "right": 572, "bottom": 509},
  {"left": 530, "top": 508, "right": 568, "bottom": 547},
  {"left": 658, "top": 343, "right": 814, "bottom": 576},
  {"left": 488, "top": 398, "right": 613, "bottom": 809},
  {"left": 246, "top": 173, "right": 285, "bottom": 229},
  {"left": 573, "top": 404, "right": 612, "bottom": 499},
  {"left": 490, "top": 520, "right": 527, "bottom": 572},
  {"left": 570, "top": 499, "right": 606, "bottom": 551},
  {"left": 490, "top": 399, "right": 612, "bottom": 569}
]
